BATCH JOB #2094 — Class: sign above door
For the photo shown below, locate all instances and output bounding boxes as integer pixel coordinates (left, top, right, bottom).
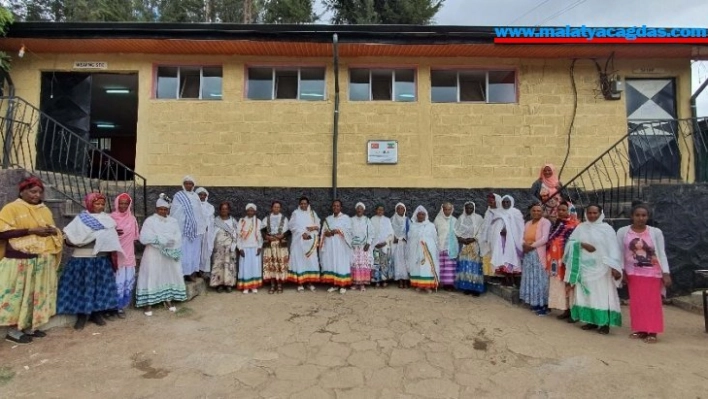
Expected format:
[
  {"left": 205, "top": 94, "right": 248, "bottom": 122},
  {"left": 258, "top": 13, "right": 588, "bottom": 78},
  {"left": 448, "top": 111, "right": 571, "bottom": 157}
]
[{"left": 73, "top": 61, "right": 108, "bottom": 70}]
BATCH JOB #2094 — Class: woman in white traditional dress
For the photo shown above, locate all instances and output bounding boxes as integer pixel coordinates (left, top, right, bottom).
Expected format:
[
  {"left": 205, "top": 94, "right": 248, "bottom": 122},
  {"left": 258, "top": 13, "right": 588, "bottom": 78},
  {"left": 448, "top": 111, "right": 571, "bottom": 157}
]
[
  {"left": 454, "top": 201, "right": 485, "bottom": 295},
  {"left": 210, "top": 201, "right": 238, "bottom": 293},
  {"left": 391, "top": 202, "right": 410, "bottom": 288},
  {"left": 320, "top": 200, "right": 353, "bottom": 294},
  {"left": 371, "top": 204, "right": 395, "bottom": 288},
  {"left": 407, "top": 206, "right": 439, "bottom": 294},
  {"left": 287, "top": 196, "right": 321, "bottom": 292},
  {"left": 491, "top": 195, "right": 525, "bottom": 286},
  {"left": 237, "top": 203, "right": 263, "bottom": 294},
  {"left": 171, "top": 176, "right": 207, "bottom": 281},
  {"left": 135, "top": 194, "right": 187, "bottom": 316},
  {"left": 480, "top": 193, "right": 502, "bottom": 277},
  {"left": 262, "top": 201, "right": 289, "bottom": 294},
  {"left": 350, "top": 202, "right": 373, "bottom": 291},
  {"left": 434, "top": 202, "right": 459, "bottom": 290},
  {"left": 564, "top": 204, "right": 623, "bottom": 335},
  {"left": 195, "top": 187, "right": 215, "bottom": 279}
]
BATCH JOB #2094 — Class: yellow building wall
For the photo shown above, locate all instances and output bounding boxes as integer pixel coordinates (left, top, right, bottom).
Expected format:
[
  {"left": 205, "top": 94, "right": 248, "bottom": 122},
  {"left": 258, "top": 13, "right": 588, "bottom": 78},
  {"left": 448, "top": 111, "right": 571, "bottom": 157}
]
[{"left": 7, "top": 53, "right": 692, "bottom": 188}]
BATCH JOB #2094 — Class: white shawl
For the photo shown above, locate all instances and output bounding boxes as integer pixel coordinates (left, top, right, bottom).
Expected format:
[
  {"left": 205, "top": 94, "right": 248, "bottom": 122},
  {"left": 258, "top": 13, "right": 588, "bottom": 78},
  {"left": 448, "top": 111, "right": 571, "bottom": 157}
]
[
  {"left": 455, "top": 202, "right": 484, "bottom": 240},
  {"left": 371, "top": 215, "right": 394, "bottom": 248},
  {"left": 566, "top": 211, "right": 623, "bottom": 286},
  {"left": 434, "top": 205, "right": 459, "bottom": 257},
  {"left": 391, "top": 202, "right": 409, "bottom": 241},
  {"left": 64, "top": 212, "right": 124, "bottom": 255}
]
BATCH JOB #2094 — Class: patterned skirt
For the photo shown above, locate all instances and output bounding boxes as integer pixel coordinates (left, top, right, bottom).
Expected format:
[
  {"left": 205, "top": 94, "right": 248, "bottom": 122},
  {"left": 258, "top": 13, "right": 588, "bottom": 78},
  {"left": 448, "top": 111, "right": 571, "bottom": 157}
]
[
  {"left": 371, "top": 247, "right": 394, "bottom": 283},
  {"left": 439, "top": 250, "right": 456, "bottom": 286},
  {"left": 115, "top": 266, "right": 136, "bottom": 310},
  {"left": 519, "top": 251, "right": 549, "bottom": 307},
  {"left": 210, "top": 246, "right": 237, "bottom": 288},
  {"left": 351, "top": 247, "right": 372, "bottom": 285},
  {"left": 237, "top": 248, "right": 263, "bottom": 290},
  {"left": 57, "top": 256, "right": 118, "bottom": 315},
  {"left": 454, "top": 243, "right": 485, "bottom": 293},
  {"left": 0, "top": 254, "right": 59, "bottom": 331},
  {"left": 263, "top": 241, "right": 289, "bottom": 282}
]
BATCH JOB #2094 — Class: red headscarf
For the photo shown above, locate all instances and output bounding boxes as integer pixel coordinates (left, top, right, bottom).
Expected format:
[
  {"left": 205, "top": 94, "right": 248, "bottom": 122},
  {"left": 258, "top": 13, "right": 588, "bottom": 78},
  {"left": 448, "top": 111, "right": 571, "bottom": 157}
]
[
  {"left": 539, "top": 164, "right": 559, "bottom": 195},
  {"left": 84, "top": 192, "right": 107, "bottom": 213},
  {"left": 111, "top": 193, "right": 139, "bottom": 267},
  {"left": 18, "top": 177, "right": 44, "bottom": 193}
]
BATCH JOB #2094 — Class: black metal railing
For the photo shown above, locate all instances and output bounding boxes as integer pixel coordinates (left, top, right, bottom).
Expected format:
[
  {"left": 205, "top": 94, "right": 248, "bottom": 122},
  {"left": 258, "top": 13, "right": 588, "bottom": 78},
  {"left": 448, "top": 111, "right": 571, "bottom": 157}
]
[
  {"left": 557, "top": 117, "right": 708, "bottom": 219},
  {"left": 0, "top": 95, "right": 147, "bottom": 217}
]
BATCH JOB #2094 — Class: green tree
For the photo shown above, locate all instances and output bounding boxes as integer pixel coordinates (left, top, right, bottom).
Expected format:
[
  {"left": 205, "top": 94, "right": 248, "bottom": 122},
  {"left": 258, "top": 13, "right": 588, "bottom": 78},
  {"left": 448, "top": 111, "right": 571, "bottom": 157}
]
[
  {"left": 0, "top": 5, "right": 14, "bottom": 71},
  {"left": 324, "top": 0, "right": 444, "bottom": 25},
  {"left": 262, "top": 0, "right": 316, "bottom": 24},
  {"left": 157, "top": 0, "right": 205, "bottom": 22}
]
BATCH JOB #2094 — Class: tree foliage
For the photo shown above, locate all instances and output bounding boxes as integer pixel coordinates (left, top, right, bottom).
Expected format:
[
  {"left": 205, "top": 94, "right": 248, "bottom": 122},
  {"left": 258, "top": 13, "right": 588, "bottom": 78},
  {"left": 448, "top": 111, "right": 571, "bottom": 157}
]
[
  {"left": 262, "top": 0, "right": 316, "bottom": 24},
  {"left": 324, "top": 0, "right": 444, "bottom": 25},
  {"left": 0, "top": 5, "right": 14, "bottom": 71}
]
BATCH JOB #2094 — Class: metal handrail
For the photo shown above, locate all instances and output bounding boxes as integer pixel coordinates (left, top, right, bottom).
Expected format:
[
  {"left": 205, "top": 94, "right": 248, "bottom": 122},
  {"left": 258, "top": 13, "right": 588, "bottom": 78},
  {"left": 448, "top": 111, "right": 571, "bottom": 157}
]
[
  {"left": 0, "top": 95, "right": 147, "bottom": 217},
  {"left": 550, "top": 117, "right": 708, "bottom": 219}
]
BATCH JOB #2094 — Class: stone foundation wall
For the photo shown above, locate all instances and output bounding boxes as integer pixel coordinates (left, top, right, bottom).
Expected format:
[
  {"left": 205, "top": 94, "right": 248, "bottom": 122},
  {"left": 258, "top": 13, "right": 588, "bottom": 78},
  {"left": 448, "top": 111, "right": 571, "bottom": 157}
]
[
  {"left": 146, "top": 186, "right": 539, "bottom": 221},
  {"left": 643, "top": 183, "right": 708, "bottom": 296}
]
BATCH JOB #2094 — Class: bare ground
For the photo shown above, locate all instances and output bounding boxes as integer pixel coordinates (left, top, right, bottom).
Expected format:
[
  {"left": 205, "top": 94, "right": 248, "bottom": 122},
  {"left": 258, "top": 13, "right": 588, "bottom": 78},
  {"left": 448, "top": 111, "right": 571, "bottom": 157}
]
[{"left": 1, "top": 288, "right": 707, "bottom": 399}]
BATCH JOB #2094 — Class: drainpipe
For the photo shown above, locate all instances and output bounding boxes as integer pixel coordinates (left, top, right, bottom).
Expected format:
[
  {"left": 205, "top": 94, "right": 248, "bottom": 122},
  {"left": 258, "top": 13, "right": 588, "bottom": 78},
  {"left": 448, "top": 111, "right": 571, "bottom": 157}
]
[
  {"left": 331, "top": 33, "right": 340, "bottom": 201},
  {"left": 2, "top": 73, "right": 16, "bottom": 169},
  {"left": 690, "top": 78, "right": 708, "bottom": 182}
]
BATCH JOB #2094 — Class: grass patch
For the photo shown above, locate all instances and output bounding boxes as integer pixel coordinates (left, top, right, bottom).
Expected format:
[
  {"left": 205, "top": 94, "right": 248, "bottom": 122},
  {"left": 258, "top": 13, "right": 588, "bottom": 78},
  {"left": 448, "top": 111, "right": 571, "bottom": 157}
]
[
  {"left": 175, "top": 306, "right": 194, "bottom": 317},
  {"left": 0, "top": 367, "right": 15, "bottom": 386}
]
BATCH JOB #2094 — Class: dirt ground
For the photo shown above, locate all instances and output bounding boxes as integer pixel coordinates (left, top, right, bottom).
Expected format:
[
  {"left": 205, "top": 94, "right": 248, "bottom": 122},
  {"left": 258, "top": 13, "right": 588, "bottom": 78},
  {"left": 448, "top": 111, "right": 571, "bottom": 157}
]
[{"left": 1, "top": 287, "right": 707, "bottom": 399}]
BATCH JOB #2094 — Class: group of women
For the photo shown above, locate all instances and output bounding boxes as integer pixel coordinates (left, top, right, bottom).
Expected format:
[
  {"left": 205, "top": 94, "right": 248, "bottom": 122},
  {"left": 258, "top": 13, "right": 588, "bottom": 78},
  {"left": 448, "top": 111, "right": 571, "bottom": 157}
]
[{"left": 0, "top": 167, "right": 673, "bottom": 345}]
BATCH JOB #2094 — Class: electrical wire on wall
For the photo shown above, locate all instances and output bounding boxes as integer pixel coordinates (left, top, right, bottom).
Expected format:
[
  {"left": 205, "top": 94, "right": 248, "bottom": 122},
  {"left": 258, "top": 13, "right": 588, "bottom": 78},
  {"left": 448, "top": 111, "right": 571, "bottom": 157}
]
[{"left": 557, "top": 59, "right": 578, "bottom": 181}]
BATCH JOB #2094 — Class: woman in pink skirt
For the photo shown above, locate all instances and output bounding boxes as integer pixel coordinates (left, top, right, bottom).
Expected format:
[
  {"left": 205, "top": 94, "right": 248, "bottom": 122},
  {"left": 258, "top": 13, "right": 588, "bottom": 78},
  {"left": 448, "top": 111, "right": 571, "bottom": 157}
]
[
  {"left": 350, "top": 202, "right": 373, "bottom": 291},
  {"left": 616, "top": 203, "right": 671, "bottom": 344}
]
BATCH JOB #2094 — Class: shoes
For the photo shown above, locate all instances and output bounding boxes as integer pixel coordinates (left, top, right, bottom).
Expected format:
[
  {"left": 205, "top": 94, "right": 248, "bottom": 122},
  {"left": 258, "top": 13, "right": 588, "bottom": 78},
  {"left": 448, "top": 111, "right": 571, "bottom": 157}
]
[
  {"left": 116, "top": 310, "right": 127, "bottom": 319},
  {"left": 309, "top": 285, "right": 316, "bottom": 292},
  {"left": 74, "top": 314, "right": 89, "bottom": 330},
  {"left": 216, "top": 286, "right": 224, "bottom": 293},
  {"left": 297, "top": 286, "right": 305, "bottom": 292},
  {"left": 89, "top": 312, "right": 106, "bottom": 326},
  {"left": 27, "top": 330, "right": 47, "bottom": 338},
  {"left": 169, "top": 307, "right": 177, "bottom": 312},
  {"left": 5, "top": 333, "right": 32, "bottom": 345},
  {"left": 339, "top": 288, "right": 346, "bottom": 294},
  {"left": 252, "top": 289, "right": 258, "bottom": 294},
  {"left": 243, "top": 290, "right": 249, "bottom": 294},
  {"left": 327, "top": 287, "right": 337, "bottom": 293},
  {"left": 144, "top": 311, "right": 153, "bottom": 317}
]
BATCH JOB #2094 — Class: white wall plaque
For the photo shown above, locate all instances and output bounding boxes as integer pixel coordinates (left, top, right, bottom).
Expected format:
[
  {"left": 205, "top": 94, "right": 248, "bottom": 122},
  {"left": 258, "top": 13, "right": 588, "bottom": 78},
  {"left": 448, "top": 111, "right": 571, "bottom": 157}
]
[
  {"left": 367, "top": 140, "right": 398, "bottom": 164},
  {"left": 73, "top": 61, "right": 108, "bottom": 70},
  {"left": 631, "top": 67, "right": 666, "bottom": 74}
]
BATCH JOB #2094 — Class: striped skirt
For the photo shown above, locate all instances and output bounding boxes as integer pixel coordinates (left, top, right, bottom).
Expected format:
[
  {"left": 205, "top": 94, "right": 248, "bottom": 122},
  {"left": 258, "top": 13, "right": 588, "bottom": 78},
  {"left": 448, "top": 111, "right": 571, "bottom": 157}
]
[
  {"left": 237, "top": 248, "right": 263, "bottom": 290},
  {"left": 439, "top": 250, "right": 456, "bottom": 286},
  {"left": 519, "top": 251, "right": 549, "bottom": 307},
  {"left": 351, "top": 247, "right": 372, "bottom": 285}
]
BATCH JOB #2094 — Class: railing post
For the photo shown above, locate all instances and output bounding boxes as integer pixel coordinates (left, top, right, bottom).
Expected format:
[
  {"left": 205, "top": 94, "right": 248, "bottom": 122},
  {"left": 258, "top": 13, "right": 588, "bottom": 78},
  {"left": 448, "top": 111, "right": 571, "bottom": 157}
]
[{"left": 2, "top": 96, "right": 15, "bottom": 169}]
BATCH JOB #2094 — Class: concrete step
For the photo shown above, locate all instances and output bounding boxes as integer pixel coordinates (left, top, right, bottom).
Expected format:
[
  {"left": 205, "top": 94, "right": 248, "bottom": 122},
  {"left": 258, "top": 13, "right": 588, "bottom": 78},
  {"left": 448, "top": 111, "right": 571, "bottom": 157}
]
[
  {"left": 669, "top": 291, "right": 706, "bottom": 316},
  {"left": 0, "top": 278, "right": 206, "bottom": 337},
  {"left": 486, "top": 280, "right": 521, "bottom": 305}
]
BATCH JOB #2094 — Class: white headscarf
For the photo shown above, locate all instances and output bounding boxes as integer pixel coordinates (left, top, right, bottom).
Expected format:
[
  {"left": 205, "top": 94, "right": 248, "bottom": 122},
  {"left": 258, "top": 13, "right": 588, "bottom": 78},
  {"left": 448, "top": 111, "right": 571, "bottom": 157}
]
[
  {"left": 411, "top": 205, "right": 429, "bottom": 224},
  {"left": 434, "top": 203, "right": 459, "bottom": 257},
  {"left": 391, "top": 202, "right": 409, "bottom": 239},
  {"left": 455, "top": 201, "right": 484, "bottom": 240},
  {"left": 156, "top": 193, "right": 170, "bottom": 208},
  {"left": 246, "top": 203, "right": 257, "bottom": 211},
  {"left": 182, "top": 175, "right": 196, "bottom": 190},
  {"left": 355, "top": 202, "right": 366, "bottom": 211},
  {"left": 567, "top": 209, "right": 623, "bottom": 276}
]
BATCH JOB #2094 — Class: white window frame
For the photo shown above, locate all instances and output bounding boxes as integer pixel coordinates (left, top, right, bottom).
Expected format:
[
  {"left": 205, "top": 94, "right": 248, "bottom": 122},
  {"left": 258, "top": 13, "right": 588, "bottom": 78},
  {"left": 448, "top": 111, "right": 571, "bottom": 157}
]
[
  {"left": 430, "top": 69, "right": 517, "bottom": 104},
  {"left": 348, "top": 68, "right": 417, "bottom": 102},
  {"left": 155, "top": 65, "right": 223, "bottom": 100},
  {"left": 246, "top": 66, "right": 327, "bottom": 100}
]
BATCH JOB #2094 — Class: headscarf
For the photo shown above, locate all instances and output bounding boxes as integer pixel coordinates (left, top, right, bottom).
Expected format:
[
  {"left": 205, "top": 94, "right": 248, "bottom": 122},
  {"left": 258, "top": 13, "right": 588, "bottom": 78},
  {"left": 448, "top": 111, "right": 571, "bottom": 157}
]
[
  {"left": 84, "top": 192, "right": 106, "bottom": 213},
  {"left": 455, "top": 201, "right": 484, "bottom": 240},
  {"left": 434, "top": 203, "right": 459, "bottom": 258},
  {"left": 355, "top": 202, "right": 366, "bottom": 210},
  {"left": 183, "top": 175, "right": 196, "bottom": 189},
  {"left": 110, "top": 193, "right": 140, "bottom": 266},
  {"left": 18, "top": 177, "right": 44, "bottom": 193},
  {"left": 156, "top": 193, "right": 170, "bottom": 208},
  {"left": 412, "top": 205, "right": 430, "bottom": 224},
  {"left": 565, "top": 209, "right": 622, "bottom": 287},
  {"left": 246, "top": 203, "right": 257, "bottom": 211},
  {"left": 540, "top": 164, "right": 559, "bottom": 195},
  {"left": 195, "top": 187, "right": 208, "bottom": 197},
  {"left": 391, "top": 202, "right": 409, "bottom": 239}
]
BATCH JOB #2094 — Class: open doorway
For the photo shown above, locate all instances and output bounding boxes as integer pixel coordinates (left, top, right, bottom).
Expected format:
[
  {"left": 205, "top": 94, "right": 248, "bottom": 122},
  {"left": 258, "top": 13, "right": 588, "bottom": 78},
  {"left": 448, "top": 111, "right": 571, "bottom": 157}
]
[{"left": 39, "top": 72, "right": 138, "bottom": 179}]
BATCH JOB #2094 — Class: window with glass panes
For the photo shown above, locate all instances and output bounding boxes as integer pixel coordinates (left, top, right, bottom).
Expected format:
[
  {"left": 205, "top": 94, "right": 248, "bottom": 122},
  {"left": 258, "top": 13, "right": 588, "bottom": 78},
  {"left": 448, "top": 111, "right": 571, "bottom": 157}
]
[
  {"left": 349, "top": 68, "right": 416, "bottom": 102},
  {"left": 430, "top": 70, "right": 516, "bottom": 103},
  {"left": 155, "top": 66, "right": 223, "bottom": 100},
  {"left": 246, "top": 67, "right": 326, "bottom": 100}
]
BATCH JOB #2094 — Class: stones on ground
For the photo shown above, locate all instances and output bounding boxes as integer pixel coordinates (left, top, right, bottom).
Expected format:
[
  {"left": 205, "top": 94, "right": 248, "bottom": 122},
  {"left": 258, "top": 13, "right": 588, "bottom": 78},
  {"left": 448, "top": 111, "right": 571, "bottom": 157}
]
[
  {"left": 389, "top": 349, "right": 422, "bottom": 367},
  {"left": 365, "top": 367, "right": 404, "bottom": 389},
  {"left": 319, "top": 367, "right": 364, "bottom": 389},
  {"left": 426, "top": 352, "right": 455, "bottom": 372},
  {"left": 331, "top": 332, "right": 362, "bottom": 344},
  {"left": 334, "top": 387, "right": 379, "bottom": 399},
  {"left": 234, "top": 366, "right": 270, "bottom": 388},
  {"left": 308, "top": 332, "right": 333, "bottom": 347},
  {"left": 368, "top": 328, "right": 396, "bottom": 340},
  {"left": 404, "top": 362, "right": 443, "bottom": 380},
  {"left": 377, "top": 339, "right": 398, "bottom": 351},
  {"left": 180, "top": 352, "right": 248, "bottom": 377},
  {"left": 274, "top": 364, "right": 323, "bottom": 381},
  {"left": 290, "top": 386, "right": 333, "bottom": 399},
  {"left": 404, "top": 378, "right": 460, "bottom": 399},
  {"left": 277, "top": 342, "right": 307, "bottom": 360},
  {"left": 260, "top": 379, "right": 316, "bottom": 398},
  {"left": 347, "top": 351, "right": 387, "bottom": 370},
  {"left": 350, "top": 340, "right": 377, "bottom": 352},
  {"left": 399, "top": 331, "right": 426, "bottom": 349},
  {"left": 317, "top": 342, "right": 351, "bottom": 358}
]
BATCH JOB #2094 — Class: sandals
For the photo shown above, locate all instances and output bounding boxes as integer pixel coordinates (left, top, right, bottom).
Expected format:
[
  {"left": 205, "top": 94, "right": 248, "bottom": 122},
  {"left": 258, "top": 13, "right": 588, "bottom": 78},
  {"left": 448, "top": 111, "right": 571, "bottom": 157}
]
[
  {"left": 629, "top": 332, "right": 648, "bottom": 340},
  {"left": 644, "top": 334, "right": 658, "bottom": 344},
  {"left": 269, "top": 286, "right": 276, "bottom": 295},
  {"left": 597, "top": 326, "right": 610, "bottom": 335},
  {"left": 276, "top": 284, "right": 283, "bottom": 294},
  {"left": 581, "top": 324, "right": 598, "bottom": 331}
]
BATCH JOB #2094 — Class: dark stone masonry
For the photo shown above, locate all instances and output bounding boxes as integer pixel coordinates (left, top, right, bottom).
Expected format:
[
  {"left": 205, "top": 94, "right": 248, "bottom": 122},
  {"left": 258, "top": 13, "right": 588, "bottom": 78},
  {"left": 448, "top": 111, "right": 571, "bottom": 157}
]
[{"left": 145, "top": 186, "right": 540, "bottom": 222}]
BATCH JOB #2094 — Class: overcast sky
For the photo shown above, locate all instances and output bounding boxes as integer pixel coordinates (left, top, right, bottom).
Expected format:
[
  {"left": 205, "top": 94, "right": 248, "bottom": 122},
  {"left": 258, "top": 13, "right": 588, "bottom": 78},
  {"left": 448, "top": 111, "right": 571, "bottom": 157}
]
[{"left": 314, "top": 0, "right": 708, "bottom": 115}]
